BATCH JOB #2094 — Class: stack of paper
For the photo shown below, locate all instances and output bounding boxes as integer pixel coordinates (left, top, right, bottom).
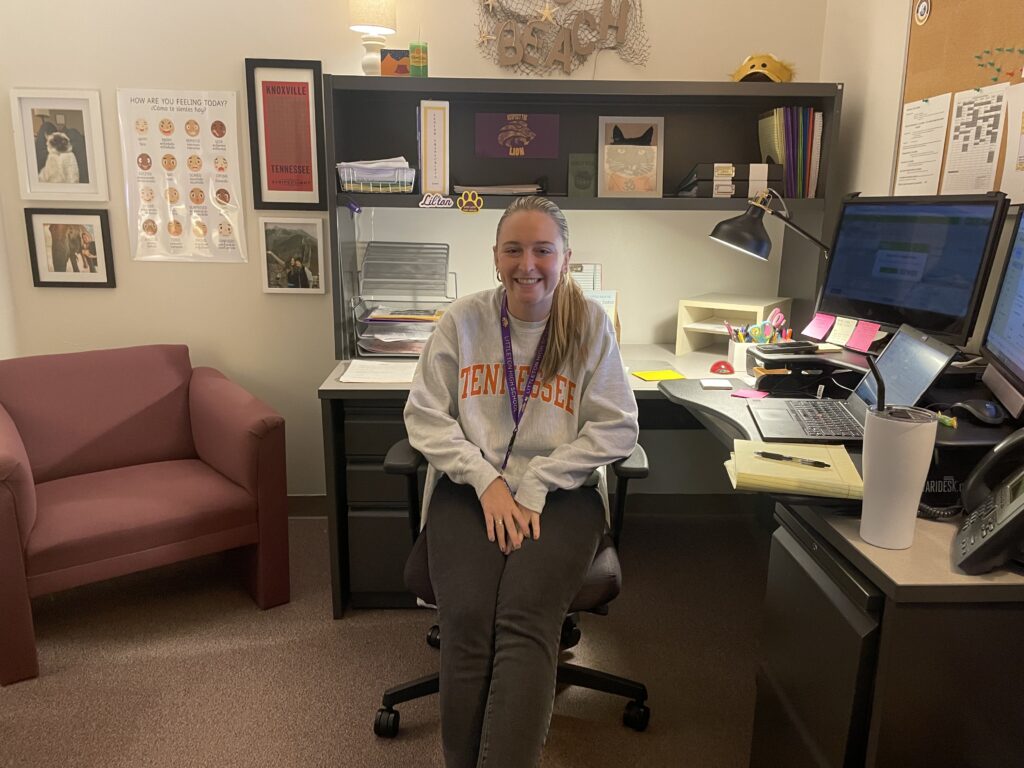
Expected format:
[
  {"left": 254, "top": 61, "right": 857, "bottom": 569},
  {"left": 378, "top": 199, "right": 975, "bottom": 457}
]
[
  {"left": 724, "top": 439, "right": 863, "bottom": 500},
  {"left": 336, "top": 157, "right": 414, "bottom": 192}
]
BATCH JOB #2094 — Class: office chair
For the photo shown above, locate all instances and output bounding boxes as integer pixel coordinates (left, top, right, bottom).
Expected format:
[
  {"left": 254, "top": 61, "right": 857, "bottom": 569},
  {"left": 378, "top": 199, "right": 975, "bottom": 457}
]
[{"left": 373, "top": 439, "right": 651, "bottom": 738}]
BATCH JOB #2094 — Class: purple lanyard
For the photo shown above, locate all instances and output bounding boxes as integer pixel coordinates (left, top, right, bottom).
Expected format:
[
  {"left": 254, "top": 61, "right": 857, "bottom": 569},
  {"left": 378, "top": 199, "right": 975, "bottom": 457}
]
[{"left": 500, "top": 295, "right": 549, "bottom": 471}]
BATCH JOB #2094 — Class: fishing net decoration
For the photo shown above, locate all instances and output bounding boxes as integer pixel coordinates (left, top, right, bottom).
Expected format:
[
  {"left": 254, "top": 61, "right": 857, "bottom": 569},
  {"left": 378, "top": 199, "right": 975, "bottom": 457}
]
[{"left": 476, "top": 0, "right": 650, "bottom": 75}]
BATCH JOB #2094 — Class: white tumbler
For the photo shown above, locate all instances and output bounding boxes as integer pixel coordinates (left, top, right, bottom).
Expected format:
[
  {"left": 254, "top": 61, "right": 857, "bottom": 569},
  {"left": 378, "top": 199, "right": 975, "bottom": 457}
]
[{"left": 859, "top": 405, "right": 938, "bottom": 550}]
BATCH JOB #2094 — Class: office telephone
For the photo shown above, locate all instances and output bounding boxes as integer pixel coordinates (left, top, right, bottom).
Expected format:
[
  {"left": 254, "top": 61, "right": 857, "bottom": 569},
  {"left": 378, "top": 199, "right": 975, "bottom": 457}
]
[{"left": 955, "top": 427, "right": 1024, "bottom": 574}]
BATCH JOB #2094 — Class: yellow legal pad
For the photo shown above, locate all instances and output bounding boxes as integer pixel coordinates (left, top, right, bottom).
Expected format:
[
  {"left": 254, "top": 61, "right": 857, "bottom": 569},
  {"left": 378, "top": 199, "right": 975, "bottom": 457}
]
[
  {"left": 724, "top": 439, "right": 863, "bottom": 500},
  {"left": 631, "top": 370, "right": 685, "bottom": 382}
]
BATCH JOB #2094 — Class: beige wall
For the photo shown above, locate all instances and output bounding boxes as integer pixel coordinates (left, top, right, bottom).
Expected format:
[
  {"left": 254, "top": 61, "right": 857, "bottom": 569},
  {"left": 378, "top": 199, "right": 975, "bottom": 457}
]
[
  {"left": 0, "top": 205, "right": 16, "bottom": 359},
  {"left": 0, "top": 0, "right": 875, "bottom": 494}
]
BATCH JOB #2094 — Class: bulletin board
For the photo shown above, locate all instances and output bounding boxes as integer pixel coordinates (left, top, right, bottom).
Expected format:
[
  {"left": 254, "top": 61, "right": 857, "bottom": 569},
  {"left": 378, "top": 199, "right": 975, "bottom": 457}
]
[{"left": 898, "top": 0, "right": 1024, "bottom": 192}]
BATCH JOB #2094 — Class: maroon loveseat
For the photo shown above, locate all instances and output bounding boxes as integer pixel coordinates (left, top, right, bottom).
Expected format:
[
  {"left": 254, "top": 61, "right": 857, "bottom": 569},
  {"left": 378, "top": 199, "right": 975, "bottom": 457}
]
[{"left": 0, "top": 345, "right": 290, "bottom": 684}]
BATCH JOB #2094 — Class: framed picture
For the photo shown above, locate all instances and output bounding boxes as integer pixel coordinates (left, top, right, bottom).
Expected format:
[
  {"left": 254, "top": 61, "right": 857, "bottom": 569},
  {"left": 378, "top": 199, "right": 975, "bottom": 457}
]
[
  {"left": 24, "top": 208, "right": 115, "bottom": 288},
  {"left": 597, "top": 116, "right": 665, "bottom": 198},
  {"left": 10, "top": 89, "right": 109, "bottom": 202},
  {"left": 260, "top": 217, "right": 326, "bottom": 293},
  {"left": 245, "top": 58, "right": 326, "bottom": 210}
]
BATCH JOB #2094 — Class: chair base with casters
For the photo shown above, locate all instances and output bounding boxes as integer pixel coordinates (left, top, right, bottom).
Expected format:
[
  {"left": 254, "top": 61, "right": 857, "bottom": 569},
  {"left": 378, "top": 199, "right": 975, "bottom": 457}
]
[{"left": 373, "top": 439, "right": 651, "bottom": 739}]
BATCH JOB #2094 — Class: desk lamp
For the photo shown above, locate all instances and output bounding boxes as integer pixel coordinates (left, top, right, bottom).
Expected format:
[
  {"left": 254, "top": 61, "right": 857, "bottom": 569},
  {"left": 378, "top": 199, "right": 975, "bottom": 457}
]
[
  {"left": 709, "top": 188, "right": 830, "bottom": 261},
  {"left": 349, "top": 0, "right": 397, "bottom": 76}
]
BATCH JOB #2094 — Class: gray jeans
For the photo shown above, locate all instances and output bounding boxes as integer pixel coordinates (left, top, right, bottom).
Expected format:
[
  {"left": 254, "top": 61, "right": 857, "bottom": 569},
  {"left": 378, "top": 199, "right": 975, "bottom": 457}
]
[{"left": 426, "top": 476, "right": 605, "bottom": 768}]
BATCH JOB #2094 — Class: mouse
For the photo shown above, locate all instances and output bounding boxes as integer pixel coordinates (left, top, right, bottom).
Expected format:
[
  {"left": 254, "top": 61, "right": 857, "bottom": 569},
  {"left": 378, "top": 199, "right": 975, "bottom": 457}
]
[{"left": 948, "top": 399, "right": 1007, "bottom": 425}]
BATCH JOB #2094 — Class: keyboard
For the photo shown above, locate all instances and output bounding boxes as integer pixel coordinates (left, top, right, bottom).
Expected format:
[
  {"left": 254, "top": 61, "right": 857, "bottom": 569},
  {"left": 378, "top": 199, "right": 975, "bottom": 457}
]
[{"left": 787, "top": 400, "right": 864, "bottom": 438}]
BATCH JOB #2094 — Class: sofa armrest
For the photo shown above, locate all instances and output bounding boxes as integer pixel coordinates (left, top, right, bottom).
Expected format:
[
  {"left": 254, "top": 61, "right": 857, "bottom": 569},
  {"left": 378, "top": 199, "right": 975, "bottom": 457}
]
[
  {"left": 0, "top": 404, "right": 36, "bottom": 550},
  {"left": 189, "top": 367, "right": 285, "bottom": 497}
]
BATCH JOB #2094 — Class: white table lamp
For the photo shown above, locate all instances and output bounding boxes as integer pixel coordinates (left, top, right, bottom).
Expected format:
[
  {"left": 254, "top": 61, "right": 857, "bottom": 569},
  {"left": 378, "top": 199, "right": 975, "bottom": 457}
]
[{"left": 349, "top": 0, "right": 397, "bottom": 76}]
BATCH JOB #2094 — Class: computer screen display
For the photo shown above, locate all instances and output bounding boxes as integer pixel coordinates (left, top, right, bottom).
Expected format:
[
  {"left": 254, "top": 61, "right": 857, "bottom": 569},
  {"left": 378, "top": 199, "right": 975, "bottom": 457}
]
[
  {"left": 817, "top": 195, "right": 1008, "bottom": 345},
  {"left": 982, "top": 211, "right": 1024, "bottom": 395},
  {"left": 853, "top": 325, "right": 955, "bottom": 409}
]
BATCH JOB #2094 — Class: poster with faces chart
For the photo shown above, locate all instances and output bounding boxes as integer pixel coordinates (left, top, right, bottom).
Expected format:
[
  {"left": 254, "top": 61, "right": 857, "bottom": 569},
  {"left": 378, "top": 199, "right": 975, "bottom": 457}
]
[{"left": 117, "top": 89, "right": 246, "bottom": 262}]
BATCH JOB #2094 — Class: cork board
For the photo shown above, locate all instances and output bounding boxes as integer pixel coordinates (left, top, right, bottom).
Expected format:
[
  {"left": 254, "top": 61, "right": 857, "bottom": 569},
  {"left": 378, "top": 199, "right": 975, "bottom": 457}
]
[{"left": 901, "top": 0, "right": 1024, "bottom": 190}]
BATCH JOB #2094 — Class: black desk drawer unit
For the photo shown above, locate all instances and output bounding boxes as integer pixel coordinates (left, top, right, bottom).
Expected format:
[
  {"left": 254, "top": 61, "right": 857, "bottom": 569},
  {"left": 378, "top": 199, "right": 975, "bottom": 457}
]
[
  {"left": 750, "top": 513, "right": 881, "bottom": 768},
  {"left": 343, "top": 401, "right": 416, "bottom": 608}
]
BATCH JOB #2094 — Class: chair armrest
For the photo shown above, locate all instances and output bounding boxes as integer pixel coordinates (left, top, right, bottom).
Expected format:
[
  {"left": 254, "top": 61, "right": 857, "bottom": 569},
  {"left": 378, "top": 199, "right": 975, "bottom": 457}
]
[
  {"left": 611, "top": 444, "right": 649, "bottom": 480},
  {"left": 189, "top": 367, "right": 284, "bottom": 496},
  {"left": 0, "top": 404, "right": 36, "bottom": 550},
  {"left": 384, "top": 439, "right": 425, "bottom": 476}
]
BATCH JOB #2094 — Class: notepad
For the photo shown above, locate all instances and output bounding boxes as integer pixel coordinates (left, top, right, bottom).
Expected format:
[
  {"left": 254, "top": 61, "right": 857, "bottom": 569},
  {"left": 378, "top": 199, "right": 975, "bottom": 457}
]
[
  {"left": 724, "top": 439, "right": 863, "bottom": 500},
  {"left": 631, "top": 369, "right": 685, "bottom": 382}
]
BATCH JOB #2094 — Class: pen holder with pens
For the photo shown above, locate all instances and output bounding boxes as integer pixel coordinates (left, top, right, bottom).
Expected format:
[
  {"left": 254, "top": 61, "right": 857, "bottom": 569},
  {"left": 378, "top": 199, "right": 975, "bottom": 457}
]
[{"left": 728, "top": 340, "right": 756, "bottom": 373}]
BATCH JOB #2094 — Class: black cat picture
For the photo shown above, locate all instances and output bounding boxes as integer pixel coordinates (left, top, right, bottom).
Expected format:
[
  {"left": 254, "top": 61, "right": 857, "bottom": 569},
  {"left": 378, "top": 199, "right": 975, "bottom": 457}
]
[{"left": 601, "top": 119, "right": 662, "bottom": 196}]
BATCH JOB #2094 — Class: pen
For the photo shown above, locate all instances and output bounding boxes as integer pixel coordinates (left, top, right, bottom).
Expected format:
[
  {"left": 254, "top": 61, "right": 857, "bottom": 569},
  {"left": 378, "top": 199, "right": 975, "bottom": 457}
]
[{"left": 754, "top": 450, "right": 831, "bottom": 468}]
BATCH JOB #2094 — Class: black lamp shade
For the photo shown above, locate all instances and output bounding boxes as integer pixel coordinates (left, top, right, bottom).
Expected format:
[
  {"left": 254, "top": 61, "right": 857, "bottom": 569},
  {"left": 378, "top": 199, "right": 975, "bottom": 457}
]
[{"left": 708, "top": 205, "right": 771, "bottom": 261}]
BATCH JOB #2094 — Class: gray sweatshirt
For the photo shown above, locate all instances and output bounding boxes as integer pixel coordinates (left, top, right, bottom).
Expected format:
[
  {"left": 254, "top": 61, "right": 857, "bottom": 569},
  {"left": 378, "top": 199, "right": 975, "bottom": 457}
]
[{"left": 404, "top": 287, "right": 639, "bottom": 525}]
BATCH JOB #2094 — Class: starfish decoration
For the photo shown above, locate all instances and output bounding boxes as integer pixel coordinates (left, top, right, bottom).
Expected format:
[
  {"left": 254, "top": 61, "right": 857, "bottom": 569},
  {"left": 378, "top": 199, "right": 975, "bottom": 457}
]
[
  {"left": 537, "top": 0, "right": 557, "bottom": 24},
  {"left": 483, "top": 0, "right": 496, "bottom": 10}
]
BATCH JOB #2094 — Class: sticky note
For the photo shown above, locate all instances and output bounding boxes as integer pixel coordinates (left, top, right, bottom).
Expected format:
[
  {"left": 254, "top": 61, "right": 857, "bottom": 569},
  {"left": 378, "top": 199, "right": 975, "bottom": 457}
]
[
  {"left": 731, "top": 389, "right": 769, "bottom": 399},
  {"left": 826, "top": 316, "right": 857, "bottom": 346},
  {"left": 846, "top": 321, "right": 881, "bottom": 353},
  {"left": 801, "top": 313, "right": 835, "bottom": 340},
  {"left": 632, "top": 369, "right": 685, "bottom": 382}
]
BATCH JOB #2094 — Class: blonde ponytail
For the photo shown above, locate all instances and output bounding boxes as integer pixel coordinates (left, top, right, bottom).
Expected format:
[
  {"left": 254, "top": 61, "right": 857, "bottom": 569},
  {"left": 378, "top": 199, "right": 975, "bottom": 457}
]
[{"left": 495, "top": 196, "right": 590, "bottom": 381}]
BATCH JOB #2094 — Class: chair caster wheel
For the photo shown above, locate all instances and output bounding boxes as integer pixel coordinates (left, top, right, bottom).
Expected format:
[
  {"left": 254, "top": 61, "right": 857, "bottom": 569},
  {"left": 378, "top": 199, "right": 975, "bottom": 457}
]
[
  {"left": 560, "top": 622, "right": 582, "bottom": 650},
  {"left": 426, "top": 624, "right": 441, "bottom": 649},
  {"left": 623, "top": 700, "right": 650, "bottom": 732},
  {"left": 374, "top": 707, "right": 400, "bottom": 738}
]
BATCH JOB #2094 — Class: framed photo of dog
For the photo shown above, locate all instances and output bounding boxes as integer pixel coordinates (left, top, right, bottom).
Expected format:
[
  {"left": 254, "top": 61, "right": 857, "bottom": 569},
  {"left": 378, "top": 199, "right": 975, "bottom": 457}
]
[
  {"left": 10, "top": 89, "right": 109, "bottom": 202},
  {"left": 24, "top": 208, "right": 115, "bottom": 288},
  {"left": 596, "top": 116, "right": 665, "bottom": 198}
]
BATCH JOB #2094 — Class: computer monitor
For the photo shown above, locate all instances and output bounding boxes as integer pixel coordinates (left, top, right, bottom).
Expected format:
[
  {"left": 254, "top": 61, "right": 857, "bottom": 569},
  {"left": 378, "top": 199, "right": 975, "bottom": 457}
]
[
  {"left": 816, "top": 193, "right": 1009, "bottom": 346},
  {"left": 981, "top": 207, "right": 1024, "bottom": 418}
]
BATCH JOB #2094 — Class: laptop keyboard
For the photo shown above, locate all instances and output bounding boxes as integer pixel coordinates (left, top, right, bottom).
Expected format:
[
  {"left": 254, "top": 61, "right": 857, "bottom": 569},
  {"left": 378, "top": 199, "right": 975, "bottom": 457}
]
[{"left": 787, "top": 400, "right": 864, "bottom": 438}]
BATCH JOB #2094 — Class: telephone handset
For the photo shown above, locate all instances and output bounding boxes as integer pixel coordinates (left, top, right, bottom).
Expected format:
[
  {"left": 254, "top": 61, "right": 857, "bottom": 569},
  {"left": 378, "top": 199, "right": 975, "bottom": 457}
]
[{"left": 955, "top": 427, "right": 1024, "bottom": 574}]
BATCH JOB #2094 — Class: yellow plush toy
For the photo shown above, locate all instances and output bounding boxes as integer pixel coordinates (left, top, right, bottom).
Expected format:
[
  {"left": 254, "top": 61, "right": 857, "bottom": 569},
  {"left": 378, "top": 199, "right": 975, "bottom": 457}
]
[{"left": 731, "top": 53, "right": 795, "bottom": 83}]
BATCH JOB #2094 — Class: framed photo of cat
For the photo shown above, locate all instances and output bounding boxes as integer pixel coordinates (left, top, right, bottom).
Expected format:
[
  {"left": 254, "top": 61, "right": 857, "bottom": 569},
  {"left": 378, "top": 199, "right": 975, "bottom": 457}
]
[
  {"left": 597, "top": 116, "right": 665, "bottom": 198},
  {"left": 10, "top": 89, "right": 109, "bottom": 202}
]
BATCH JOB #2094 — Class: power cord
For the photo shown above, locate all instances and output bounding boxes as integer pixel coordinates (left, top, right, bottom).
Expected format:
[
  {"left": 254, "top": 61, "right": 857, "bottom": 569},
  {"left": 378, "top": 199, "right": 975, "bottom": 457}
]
[{"left": 918, "top": 500, "right": 964, "bottom": 519}]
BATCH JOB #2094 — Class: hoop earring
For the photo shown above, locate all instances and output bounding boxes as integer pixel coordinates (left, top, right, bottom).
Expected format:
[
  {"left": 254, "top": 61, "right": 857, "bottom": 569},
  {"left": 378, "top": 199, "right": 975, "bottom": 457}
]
[{"left": 495, "top": 269, "right": 502, "bottom": 283}]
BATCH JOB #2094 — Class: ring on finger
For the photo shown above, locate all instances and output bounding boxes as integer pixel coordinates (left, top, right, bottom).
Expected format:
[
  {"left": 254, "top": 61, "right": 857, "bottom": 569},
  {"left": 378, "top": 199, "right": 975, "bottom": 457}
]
[{"left": 495, "top": 519, "right": 503, "bottom": 527}]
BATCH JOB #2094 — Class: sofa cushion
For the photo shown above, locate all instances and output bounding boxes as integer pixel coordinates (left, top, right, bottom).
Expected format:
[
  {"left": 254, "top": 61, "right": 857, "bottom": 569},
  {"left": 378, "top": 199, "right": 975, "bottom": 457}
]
[
  {"left": 0, "top": 345, "right": 196, "bottom": 484},
  {"left": 26, "top": 460, "right": 256, "bottom": 577}
]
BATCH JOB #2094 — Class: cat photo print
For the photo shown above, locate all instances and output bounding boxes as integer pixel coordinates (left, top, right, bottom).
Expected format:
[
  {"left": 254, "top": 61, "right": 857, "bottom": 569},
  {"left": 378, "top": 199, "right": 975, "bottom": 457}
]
[{"left": 597, "top": 115, "right": 664, "bottom": 198}]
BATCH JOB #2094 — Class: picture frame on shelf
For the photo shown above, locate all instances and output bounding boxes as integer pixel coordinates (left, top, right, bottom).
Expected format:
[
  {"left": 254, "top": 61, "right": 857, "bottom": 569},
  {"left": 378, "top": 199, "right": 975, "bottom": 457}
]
[
  {"left": 260, "top": 217, "right": 326, "bottom": 293},
  {"left": 24, "top": 208, "right": 115, "bottom": 288},
  {"left": 244, "top": 58, "right": 327, "bottom": 210},
  {"left": 10, "top": 89, "right": 109, "bottom": 202},
  {"left": 597, "top": 116, "right": 665, "bottom": 198}
]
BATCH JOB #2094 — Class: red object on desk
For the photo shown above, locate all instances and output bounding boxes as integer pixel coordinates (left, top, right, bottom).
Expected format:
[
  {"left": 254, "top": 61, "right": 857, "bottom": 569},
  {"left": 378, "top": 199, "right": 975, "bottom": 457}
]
[{"left": 710, "top": 360, "right": 735, "bottom": 375}]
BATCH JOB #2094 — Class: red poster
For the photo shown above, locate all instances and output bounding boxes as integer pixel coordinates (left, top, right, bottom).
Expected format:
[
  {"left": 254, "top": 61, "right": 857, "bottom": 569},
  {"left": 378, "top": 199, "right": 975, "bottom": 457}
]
[{"left": 261, "top": 80, "right": 313, "bottom": 192}]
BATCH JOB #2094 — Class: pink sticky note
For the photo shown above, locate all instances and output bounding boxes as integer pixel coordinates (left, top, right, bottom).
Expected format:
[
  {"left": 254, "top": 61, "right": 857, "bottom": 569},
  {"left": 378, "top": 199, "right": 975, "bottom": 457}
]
[
  {"left": 731, "top": 389, "right": 769, "bottom": 399},
  {"left": 846, "top": 320, "right": 881, "bottom": 353},
  {"left": 801, "top": 312, "right": 836, "bottom": 340}
]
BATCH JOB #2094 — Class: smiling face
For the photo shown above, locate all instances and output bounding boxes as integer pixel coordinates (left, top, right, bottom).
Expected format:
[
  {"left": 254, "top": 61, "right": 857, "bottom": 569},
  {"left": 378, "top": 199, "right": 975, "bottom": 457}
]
[
  {"left": 493, "top": 210, "right": 570, "bottom": 322},
  {"left": 159, "top": 118, "right": 174, "bottom": 135}
]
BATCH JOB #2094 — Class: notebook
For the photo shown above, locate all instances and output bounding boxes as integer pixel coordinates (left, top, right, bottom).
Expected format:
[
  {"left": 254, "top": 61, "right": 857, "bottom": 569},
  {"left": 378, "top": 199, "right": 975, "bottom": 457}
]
[{"left": 724, "top": 439, "right": 863, "bottom": 500}]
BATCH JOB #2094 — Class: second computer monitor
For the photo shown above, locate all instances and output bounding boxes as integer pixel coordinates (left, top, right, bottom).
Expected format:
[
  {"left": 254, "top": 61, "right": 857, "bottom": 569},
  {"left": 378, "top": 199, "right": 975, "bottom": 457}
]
[{"left": 816, "top": 193, "right": 1009, "bottom": 346}]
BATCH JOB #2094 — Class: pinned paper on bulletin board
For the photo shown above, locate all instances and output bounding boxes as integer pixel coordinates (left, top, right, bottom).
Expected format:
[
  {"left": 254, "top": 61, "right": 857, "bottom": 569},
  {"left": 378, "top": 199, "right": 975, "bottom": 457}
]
[{"left": 801, "top": 312, "right": 835, "bottom": 340}]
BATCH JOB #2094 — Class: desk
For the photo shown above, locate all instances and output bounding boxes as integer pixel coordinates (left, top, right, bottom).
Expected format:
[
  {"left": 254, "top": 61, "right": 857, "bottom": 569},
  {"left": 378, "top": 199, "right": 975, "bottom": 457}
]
[
  {"left": 658, "top": 379, "right": 1024, "bottom": 768},
  {"left": 318, "top": 344, "right": 732, "bottom": 616}
]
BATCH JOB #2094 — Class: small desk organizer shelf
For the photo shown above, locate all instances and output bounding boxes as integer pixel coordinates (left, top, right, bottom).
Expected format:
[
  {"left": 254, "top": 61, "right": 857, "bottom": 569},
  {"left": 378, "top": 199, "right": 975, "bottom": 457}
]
[
  {"left": 352, "top": 241, "right": 455, "bottom": 358},
  {"left": 675, "top": 293, "right": 791, "bottom": 355}
]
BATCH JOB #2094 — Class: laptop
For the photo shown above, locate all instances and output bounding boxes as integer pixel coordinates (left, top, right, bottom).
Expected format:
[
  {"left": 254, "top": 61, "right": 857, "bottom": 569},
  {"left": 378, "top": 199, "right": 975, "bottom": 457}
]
[{"left": 748, "top": 325, "right": 956, "bottom": 443}]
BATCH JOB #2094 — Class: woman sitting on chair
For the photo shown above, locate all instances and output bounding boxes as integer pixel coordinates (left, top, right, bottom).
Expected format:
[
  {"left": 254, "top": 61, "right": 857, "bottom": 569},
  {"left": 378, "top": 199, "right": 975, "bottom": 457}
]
[{"left": 405, "top": 195, "right": 639, "bottom": 768}]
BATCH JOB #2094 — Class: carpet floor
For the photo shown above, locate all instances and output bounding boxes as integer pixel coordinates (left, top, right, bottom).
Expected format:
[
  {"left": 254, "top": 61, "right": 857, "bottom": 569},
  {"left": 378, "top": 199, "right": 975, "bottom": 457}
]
[{"left": 0, "top": 505, "right": 770, "bottom": 768}]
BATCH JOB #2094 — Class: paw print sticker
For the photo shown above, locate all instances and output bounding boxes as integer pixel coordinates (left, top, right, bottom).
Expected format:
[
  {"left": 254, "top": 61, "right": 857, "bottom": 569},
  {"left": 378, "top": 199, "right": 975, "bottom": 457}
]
[{"left": 457, "top": 189, "right": 483, "bottom": 214}]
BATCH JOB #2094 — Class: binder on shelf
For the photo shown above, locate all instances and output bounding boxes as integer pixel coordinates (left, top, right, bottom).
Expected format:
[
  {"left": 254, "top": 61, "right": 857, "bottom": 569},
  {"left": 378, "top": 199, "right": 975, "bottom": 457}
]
[{"left": 758, "top": 107, "right": 823, "bottom": 198}]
